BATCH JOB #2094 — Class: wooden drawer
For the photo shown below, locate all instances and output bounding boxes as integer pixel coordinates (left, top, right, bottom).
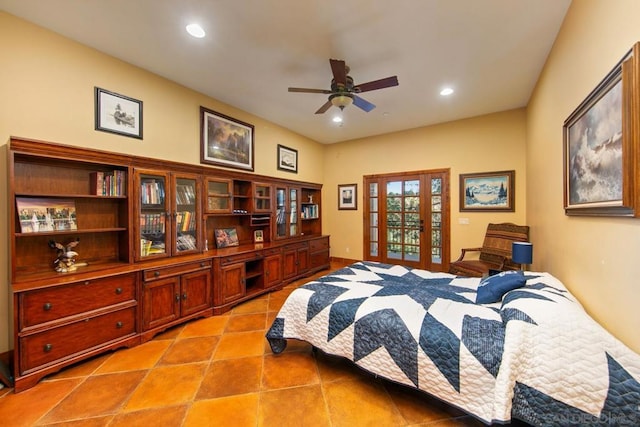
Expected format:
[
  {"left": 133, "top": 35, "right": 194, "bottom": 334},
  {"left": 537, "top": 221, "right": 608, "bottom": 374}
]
[
  {"left": 20, "top": 273, "right": 137, "bottom": 329},
  {"left": 263, "top": 247, "right": 282, "bottom": 256},
  {"left": 309, "top": 237, "right": 329, "bottom": 253},
  {"left": 143, "top": 260, "right": 212, "bottom": 282},
  {"left": 19, "top": 306, "right": 136, "bottom": 373},
  {"left": 219, "top": 251, "right": 263, "bottom": 266}
]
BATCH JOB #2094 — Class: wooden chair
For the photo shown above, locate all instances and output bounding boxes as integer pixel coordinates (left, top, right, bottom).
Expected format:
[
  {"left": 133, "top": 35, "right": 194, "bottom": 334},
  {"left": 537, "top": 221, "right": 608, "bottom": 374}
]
[{"left": 449, "top": 223, "right": 530, "bottom": 277}]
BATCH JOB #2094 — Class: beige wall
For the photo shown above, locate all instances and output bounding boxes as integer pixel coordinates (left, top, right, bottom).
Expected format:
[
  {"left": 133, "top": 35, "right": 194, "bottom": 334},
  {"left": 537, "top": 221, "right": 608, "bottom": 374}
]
[
  {"left": 322, "top": 109, "right": 528, "bottom": 262},
  {"left": 0, "top": 12, "right": 323, "bottom": 352},
  {"left": 527, "top": 0, "right": 640, "bottom": 353}
]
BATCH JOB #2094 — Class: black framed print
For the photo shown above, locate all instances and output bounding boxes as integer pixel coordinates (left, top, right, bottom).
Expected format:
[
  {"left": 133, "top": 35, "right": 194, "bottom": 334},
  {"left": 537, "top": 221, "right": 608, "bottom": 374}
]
[
  {"left": 95, "top": 87, "right": 143, "bottom": 139},
  {"left": 277, "top": 144, "right": 298, "bottom": 173}
]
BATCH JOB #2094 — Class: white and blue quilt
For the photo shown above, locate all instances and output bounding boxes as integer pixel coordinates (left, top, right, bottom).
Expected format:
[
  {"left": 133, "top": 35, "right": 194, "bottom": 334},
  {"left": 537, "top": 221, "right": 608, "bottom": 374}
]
[{"left": 265, "top": 261, "right": 640, "bottom": 425}]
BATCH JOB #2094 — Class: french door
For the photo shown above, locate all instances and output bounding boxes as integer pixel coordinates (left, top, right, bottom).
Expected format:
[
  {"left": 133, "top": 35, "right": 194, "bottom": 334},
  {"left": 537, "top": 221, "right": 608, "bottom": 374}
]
[{"left": 363, "top": 170, "right": 450, "bottom": 272}]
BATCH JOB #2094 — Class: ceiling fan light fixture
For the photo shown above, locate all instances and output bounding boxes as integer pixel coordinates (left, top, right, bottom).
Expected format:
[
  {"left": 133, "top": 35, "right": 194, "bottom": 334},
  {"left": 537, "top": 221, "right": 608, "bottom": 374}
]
[
  {"left": 330, "top": 94, "right": 353, "bottom": 110},
  {"left": 440, "top": 87, "right": 454, "bottom": 96}
]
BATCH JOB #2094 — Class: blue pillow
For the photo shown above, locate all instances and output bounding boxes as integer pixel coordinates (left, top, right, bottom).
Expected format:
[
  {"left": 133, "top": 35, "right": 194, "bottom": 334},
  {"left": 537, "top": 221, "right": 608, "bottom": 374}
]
[{"left": 476, "top": 270, "right": 527, "bottom": 304}]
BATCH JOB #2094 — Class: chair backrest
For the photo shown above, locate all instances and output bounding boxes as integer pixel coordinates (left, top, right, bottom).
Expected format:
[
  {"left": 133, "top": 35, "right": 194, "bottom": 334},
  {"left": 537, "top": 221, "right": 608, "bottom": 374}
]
[{"left": 478, "top": 223, "right": 530, "bottom": 268}]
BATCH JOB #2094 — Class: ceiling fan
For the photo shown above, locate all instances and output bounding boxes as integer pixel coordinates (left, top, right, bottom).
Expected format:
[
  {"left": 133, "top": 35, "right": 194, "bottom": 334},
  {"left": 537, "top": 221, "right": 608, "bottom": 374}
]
[{"left": 288, "top": 59, "right": 399, "bottom": 114}]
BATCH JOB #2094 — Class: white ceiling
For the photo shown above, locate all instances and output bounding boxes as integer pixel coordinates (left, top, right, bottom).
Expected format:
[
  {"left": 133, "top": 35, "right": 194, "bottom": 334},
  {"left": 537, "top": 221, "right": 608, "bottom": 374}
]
[{"left": 0, "top": 0, "right": 571, "bottom": 144}]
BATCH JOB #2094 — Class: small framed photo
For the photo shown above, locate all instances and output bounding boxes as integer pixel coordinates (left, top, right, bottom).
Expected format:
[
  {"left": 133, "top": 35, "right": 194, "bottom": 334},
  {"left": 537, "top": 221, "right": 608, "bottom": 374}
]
[
  {"left": 16, "top": 197, "right": 77, "bottom": 233},
  {"left": 201, "top": 107, "right": 254, "bottom": 171},
  {"left": 214, "top": 228, "right": 239, "bottom": 248},
  {"left": 277, "top": 144, "right": 298, "bottom": 173},
  {"left": 459, "top": 170, "right": 515, "bottom": 212},
  {"left": 338, "top": 184, "right": 357, "bottom": 210},
  {"left": 95, "top": 87, "right": 143, "bottom": 139},
  {"left": 254, "top": 229, "right": 264, "bottom": 243}
]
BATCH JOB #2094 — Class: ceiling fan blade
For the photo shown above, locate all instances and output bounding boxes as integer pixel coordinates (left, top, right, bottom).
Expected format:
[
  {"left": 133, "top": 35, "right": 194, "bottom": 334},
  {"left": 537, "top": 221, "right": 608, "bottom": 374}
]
[
  {"left": 315, "top": 100, "right": 333, "bottom": 114},
  {"left": 352, "top": 95, "right": 376, "bottom": 112},
  {"left": 354, "top": 76, "right": 399, "bottom": 93},
  {"left": 329, "top": 59, "right": 347, "bottom": 86},
  {"left": 288, "top": 87, "right": 332, "bottom": 94}
]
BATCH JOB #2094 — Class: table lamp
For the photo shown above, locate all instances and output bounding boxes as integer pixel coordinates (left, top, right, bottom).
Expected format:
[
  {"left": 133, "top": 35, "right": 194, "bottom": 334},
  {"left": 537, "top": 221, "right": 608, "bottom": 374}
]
[{"left": 512, "top": 242, "right": 533, "bottom": 271}]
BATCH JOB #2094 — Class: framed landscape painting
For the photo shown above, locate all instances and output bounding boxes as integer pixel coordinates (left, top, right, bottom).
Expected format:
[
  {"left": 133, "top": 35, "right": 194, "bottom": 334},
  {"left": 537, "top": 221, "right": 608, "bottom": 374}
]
[
  {"left": 201, "top": 107, "right": 254, "bottom": 171},
  {"left": 459, "top": 171, "right": 514, "bottom": 212}
]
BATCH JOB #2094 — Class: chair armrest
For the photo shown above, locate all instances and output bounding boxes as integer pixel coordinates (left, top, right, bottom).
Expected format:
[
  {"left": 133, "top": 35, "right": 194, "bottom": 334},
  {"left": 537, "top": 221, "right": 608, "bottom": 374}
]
[{"left": 453, "top": 247, "right": 483, "bottom": 263}]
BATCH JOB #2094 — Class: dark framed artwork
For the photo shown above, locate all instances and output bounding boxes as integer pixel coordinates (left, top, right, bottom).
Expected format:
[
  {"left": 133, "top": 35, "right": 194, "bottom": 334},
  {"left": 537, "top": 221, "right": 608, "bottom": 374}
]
[
  {"left": 338, "top": 184, "right": 357, "bottom": 210},
  {"left": 201, "top": 106, "right": 254, "bottom": 171},
  {"left": 459, "top": 170, "right": 515, "bottom": 212},
  {"left": 95, "top": 87, "right": 143, "bottom": 139},
  {"left": 277, "top": 144, "right": 298, "bottom": 173},
  {"left": 563, "top": 42, "right": 640, "bottom": 216}
]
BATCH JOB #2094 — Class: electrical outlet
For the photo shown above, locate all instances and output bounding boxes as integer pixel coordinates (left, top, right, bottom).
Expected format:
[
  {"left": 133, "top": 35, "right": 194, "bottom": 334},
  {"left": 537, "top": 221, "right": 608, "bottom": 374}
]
[
  {"left": 346, "top": 247, "right": 350, "bottom": 253},
  {"left": 459, "top": 218, "right": 470, "bottom": 225}
]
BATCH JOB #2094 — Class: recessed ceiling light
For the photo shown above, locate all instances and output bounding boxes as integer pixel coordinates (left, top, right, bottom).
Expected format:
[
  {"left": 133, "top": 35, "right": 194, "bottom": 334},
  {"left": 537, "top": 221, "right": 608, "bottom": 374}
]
[
  {"left": 440, "top": 87, "right": 454, "bottom": 96},
  {"left": 186, "top": 23, "right": 205, "bottom": 38}
]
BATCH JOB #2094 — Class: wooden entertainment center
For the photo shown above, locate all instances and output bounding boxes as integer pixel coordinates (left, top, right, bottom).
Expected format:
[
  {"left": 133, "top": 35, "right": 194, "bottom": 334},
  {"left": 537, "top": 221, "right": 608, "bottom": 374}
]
[{"left": 8, "top": 137, "right": 330, "bottom": 392}]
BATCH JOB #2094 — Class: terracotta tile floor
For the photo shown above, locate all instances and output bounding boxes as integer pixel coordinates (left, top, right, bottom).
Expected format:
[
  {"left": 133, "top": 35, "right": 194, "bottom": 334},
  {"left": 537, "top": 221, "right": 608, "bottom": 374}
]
[{"left": 0, "top": 262, "right": 529, "bottom": 426}]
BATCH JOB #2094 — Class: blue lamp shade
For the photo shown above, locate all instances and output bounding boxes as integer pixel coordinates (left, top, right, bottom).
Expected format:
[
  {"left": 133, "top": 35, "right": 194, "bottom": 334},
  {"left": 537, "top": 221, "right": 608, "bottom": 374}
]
[{"left": 512, "top": 242, "right": 533, "bottom": 265}]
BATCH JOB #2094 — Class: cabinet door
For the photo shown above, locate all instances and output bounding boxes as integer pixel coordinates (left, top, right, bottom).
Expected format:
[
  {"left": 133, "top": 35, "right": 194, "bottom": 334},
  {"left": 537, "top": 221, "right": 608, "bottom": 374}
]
[
  {"left": 220, "top": 263, "right": 246, "bottom": 304},
  {"left": 205, "top": 178, "right": 232, "bottom": 214},
  {"left": 180, "top": 270, "right": 211, "bottom": 316},
  {"left": 275, "top": 186, "right": 300, "bottom": 239},
  {"left": 264, "top": 253, "right": 282, "bottom": 288},
  {"left": 173, "top": 174, "right": 201, "bottom": 255},
  {"left": 282, "top": 248, "right": 298, "bottom": 280},
  {"left": 142, "top": 277, "right": 180, "bottom": 330},
  {"left": 135, "top": 170, "right": 170, "bottom": 260},
  {"left": 253, "top": 183, "right": 272, "bottom": 213},
  {"left": 297, "top": 245, "right": 310, "bottom": 275}
]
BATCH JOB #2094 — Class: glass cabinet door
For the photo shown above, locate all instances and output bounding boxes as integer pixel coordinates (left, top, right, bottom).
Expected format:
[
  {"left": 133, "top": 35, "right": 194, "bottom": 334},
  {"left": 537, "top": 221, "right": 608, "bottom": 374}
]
[
  {"left": 275, "top": 187, "right": 286, "bottom": 238},
  {"left": 253, "top": 183, "right": 272, "bottom": 212},
  {"left": 289, "top": 187, "right": 298, "bottom": 237},
  {"left": 205, "top": 178, "right": 232, "bottom": 213},
  {"left": 174, "top": 175, "right": 199, "bottom": 254},
  {"left": 138, "top": 171, "right": 169, "bottom": 259}
]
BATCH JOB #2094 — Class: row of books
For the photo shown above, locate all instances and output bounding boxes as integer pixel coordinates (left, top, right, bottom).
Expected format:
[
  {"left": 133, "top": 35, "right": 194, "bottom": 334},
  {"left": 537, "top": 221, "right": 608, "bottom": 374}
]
[
  {"left": 176, "top": 183, "right": 196, "bottom": 205},
  {"left": 301, "top": 204, "right": 319, "bottom": 219},
  {"left": 90, "top": 170, "right": 126, "bottom": 196},
  {"left": 140, "top": 213, "right": 166, "bottom": 234},
  {"left": 176, "top": 210, "right": 196, "bottom": 232},
  {"left": 141, "top": 179, "right": 165, "bottom": 205}
]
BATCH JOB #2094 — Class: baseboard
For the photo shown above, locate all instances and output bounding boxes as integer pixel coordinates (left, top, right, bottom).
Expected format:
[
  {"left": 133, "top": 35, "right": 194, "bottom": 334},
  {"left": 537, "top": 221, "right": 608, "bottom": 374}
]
[{"left": 330, "top": 256, "right": 360, "bottom": 265}]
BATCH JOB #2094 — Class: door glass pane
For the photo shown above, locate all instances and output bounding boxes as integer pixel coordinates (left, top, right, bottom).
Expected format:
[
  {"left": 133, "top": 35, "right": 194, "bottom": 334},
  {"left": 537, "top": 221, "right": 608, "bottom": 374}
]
[
  {"left": 175, "top": 177, "right": 197, "bottom": 253},
  {"left": 370, "top": 198, "right": 378, "bottom": 211},
  {"left": 369, "top": 183, "right": 379, "bottom": 257},
  {"left": 289, "top": 188, "right": 297, "bottom": 236},
  {"left": 431, "top": 177, "right": 443, "bottom": 264},
  {"left": 431, "top": 178, "right": 442, "bottom": 194},
  {"left": 276, "top": 188, "right": 286, "bottom": 238},
  {"left": 370, "top": 242, "right": 378, "bottom": 256},
  {"left": 139, "top": 174, "right": 167, "bottom": 257}
]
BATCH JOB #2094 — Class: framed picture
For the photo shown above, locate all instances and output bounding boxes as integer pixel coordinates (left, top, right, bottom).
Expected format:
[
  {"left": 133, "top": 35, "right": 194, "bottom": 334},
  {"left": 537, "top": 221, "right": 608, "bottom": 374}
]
[
  {"left": 16, "top": 197, "right": 77, "bottom": 233},
  {"left": 254, "top": 229, "right": 264, "bottom": 243},
  {"left": 563, "top": 43, "right": 640, "bottom": 216},
  {"left": 214, "top": 228, "right": 239, "bottom": 248},
  {"left": 277, "top": 144, "right": 298, "bottom": 173},
  {"left": 94, "top": 87, "right": 143, "bottom": 139},
  {"left": 338, "top": 184, "right": 357, "bottom": 210},
  {"left": 201, "top": 106, "right": 254, "bottom": 171},
  {"left": 459, "top": 170, "right": 515, "bottom": 212}
]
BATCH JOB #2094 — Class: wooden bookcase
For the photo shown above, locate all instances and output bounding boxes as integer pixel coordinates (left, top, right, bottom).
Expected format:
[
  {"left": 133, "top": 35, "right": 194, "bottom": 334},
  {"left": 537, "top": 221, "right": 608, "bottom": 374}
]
[{"left": 8, "top": 137, "right": 329, "bottom": 392}]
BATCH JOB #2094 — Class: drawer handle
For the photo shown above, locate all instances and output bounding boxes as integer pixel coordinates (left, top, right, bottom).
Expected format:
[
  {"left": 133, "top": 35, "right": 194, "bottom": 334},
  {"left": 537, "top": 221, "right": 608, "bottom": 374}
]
[
  {"left": 44, "top": 344, "right": 53, "bottom": 353},
  {"left": 175, "top": 293, "right": 181, "bottom": 302},
  {"left": 182, "top": 292, "right": 187, "bottom": 300},
  {"left": 84, "top": 281, "right": 90, "bottom": 285},
  {"left": 115, "top": 287, "right": 123, "bottom": 295},
  {"left": 200, "top": 262, "right": 206, "bottom": 268},
  {"left": 43, "top": 303, "right": 52, "bottom": 311},
  {"left": 154, "top": 271, "right": 160, "bottom": 277},
  {"left": 116, "top": 321, "right": 123, "bottom": 329}
]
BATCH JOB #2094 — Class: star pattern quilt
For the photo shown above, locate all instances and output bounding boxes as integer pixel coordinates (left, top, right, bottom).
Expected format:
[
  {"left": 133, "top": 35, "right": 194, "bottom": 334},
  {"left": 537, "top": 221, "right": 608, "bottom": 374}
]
[{"left": 265, "top": 261, "right": 640, "bottom": 425}]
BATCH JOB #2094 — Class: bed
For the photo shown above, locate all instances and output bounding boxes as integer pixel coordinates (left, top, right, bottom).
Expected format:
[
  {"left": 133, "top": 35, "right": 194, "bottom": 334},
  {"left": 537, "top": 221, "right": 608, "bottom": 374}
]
[{"left": 265, "top": 261, "right": 640, "bottom": 425}]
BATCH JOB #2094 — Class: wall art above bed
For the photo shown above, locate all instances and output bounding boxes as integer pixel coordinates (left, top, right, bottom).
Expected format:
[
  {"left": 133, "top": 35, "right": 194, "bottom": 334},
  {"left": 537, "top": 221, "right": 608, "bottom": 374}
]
[{"left": 563, "top": 41, "right": 640, "bottom": 217}]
